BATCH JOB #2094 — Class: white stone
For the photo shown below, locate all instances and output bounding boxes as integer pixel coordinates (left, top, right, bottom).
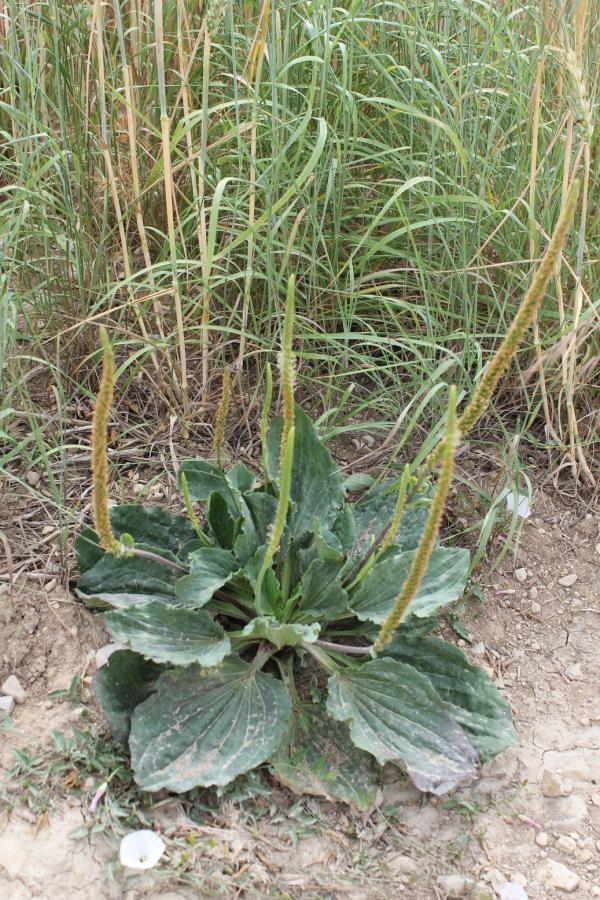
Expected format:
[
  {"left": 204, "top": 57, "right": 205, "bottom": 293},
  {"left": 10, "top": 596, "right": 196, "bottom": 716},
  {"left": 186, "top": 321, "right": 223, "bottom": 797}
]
[
  {"left": 514, "top": 568, "right": 528, "bottom": 583},
  {"left": 530, "top": 601, "right": 542, "bottom": 615},
  {"left": 528, "top": 586, "right": 539, "bottom": 599},
  {"left": 558, "top": 573, "right": 578, "bottom": 588},
  {"left": 471, "top": 642, "right": 486, "bottom": 657},
  {"left": 565, "top": 663, "right": 582, "bottom": 679},
  {"left": 536, "top": 832, "right": 549, "bottom": 848},
  {"left": 436, "top": 874, "right": 469, "bottom": 897},
  {"left": 539, "top": 859, "right": 580, "bottom": 892},
  {"left": 0, "top": 695, "right": 15, "bottom": 715},
  {"left": 510, "top": 872, "right": 528, "bottom": 887},
  {"left": 484, "top": 869, "right": 507, "bottom": 893},
  {"left": 26, "top": 470, "right": 41, "bottom": 486},
  {"left": 542, "top": 769, "right": 564, "bottom": 797},
  {"left": 1, "top": 675, "right": 26, "bottom": 704},
  {"left": 556, "top": 836, "right": 577, "bottom": 854}
]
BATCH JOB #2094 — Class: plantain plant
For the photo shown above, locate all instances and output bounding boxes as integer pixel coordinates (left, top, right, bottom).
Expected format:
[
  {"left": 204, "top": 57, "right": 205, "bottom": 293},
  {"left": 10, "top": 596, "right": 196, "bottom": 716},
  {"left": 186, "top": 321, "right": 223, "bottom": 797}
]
[{"left": 76, "top": 187, "right": 578, "bottom": 807}]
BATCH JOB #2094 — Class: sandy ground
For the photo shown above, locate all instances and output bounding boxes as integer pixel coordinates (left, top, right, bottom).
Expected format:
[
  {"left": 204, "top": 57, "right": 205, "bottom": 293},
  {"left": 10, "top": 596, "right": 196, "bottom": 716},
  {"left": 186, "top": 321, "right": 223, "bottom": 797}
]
[{"left": 1, "top": 487, "right": 599, "bottom": 899}]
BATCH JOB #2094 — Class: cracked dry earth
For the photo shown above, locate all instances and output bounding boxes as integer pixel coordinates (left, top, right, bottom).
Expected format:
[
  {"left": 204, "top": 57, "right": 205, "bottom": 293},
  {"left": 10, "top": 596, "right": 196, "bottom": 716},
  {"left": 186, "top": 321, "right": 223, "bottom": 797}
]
[{"left": 0, "top": 488, "right": 599, "bottom": 899}]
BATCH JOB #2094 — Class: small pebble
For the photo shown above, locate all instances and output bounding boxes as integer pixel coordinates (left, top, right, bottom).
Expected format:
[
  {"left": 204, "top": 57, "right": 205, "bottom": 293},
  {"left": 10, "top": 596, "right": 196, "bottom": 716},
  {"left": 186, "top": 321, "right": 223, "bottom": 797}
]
[
  {"left": 484, "top": 869, "right": 506, "bottom": 893},
  {"left": 566, "top": 663, "right": 582, "bottom": 679},
  {"left": 541, "top": 859, "right": 580, "bottom": 892},
  {"left": 536, "top": 832, "right": 549, "bottom": 848},
  {"left": 42, "top": 524, "right": 55, "bottom": 535},
  {"left": 542, "top": 769, "right": 564, "bottom": 798},
  {"left": 44, "top": 578, "right": 57, "bottom": 593},
  {"left": 591, "top": 793, "right": 600, "bottom": 807},
  {"left": 26, "top": 470, "right": 41, "bottom": 486},
  {"left": 514, "top": 568, "right": 528, "bottom": 583},
  {"left": 1, "top": 675, "right": 26, "bottom": 704},
  {"left": 530, "top": 601, "right": 542, "bottom": 616},
  {"left": 528, "top": 586, "right": 539, "bottom": 600},
  {"left": 0, "top": 696, "right": 15, "bottom": 715},
  {"left": 436, "top": 874, "right": 469, "bottom": 897},
  {"left": 471, "top": 642, "right": 486, "bottom": 657},
  {"left": 556, "top": 835, "right": 577, "bottom": 854},
  {"left": 558, "top": 573, "right": 578, "bottom": 588}
]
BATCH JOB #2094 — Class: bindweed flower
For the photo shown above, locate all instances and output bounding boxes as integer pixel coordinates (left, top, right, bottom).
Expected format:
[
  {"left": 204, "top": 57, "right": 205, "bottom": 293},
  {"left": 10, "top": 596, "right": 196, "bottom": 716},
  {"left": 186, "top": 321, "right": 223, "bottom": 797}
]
[
  {"left": 89, "top": 782, "right": 107, "bottom": 813},
  {"left": 500, "top": 883, "right": 528, "bottom": 900},
  {"left": 119, "top": 829, "right": 166, "bottom": 870}
]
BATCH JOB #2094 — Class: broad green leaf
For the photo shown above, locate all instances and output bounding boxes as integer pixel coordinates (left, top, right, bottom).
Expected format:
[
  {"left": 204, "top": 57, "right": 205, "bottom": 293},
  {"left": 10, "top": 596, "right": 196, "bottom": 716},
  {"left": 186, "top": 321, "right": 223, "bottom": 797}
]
[
  {"left": 233, "top": 492, "right": 277, "bottom": 565},
  {"left": 75, "top": 505, "right": 197, "bottom": 574},
  {"left": 327, "top": 657, "right": 478, "bottom": 794},
  {"left": 108, "top": 505, "right": 197, "bottom": 558},
  {"left": 385, "top": 638, "right": 516, "bottom": 762},
  {"left": 207, "top": 492, "right": 235, "bottom": 549},
  {"left": 271, "top": 704, "right": 377, "bottom": 811},
  {"left": 242, "top": 616, "right": 320, "bottom": 649},
  {"left": 175, "top": 547, "right": 239, "bottom": 608},
  {"left": 266, "top": 406, "right": 344, "bottom": 541},
  {"left": 77, "top": 544, "right": 179, "bottom": 608},
  {"left": 351, "top": 485, "right": 428, "bottom": 560},
  {"left": 242, "top": 548, "right": 282, "bottom": 611},
  {"left": 104, "top": 602, "right": 231, "bottom": 667},
  {"left": 296, "top": 559, "right": 348, "bottom": 622},
  {"left": 342, "top": 472, "right": 376, "bottom": 493},
  {"left": 331, "top": 505, "right": 356, "bottom": 553},
  {"left": 130, "top": 658, "right": 291, "bottom": 790},
  {"left": 177, "top": 460, "right": 240, "bottom": 516},
  {"left": 312, "top": 517, "right": 343, "bottom": 560},
  {"left": 93, "top": 650, "right": 162, "bottom": 745},
  {"left": 227, "top": 462, "right": 256, "bottom": 494},
  {"left": 349, "top": 546, "right": 469, "bottom": 623},
  {"left": 75, "top": 527, "right": 104, "bottom": 574}
]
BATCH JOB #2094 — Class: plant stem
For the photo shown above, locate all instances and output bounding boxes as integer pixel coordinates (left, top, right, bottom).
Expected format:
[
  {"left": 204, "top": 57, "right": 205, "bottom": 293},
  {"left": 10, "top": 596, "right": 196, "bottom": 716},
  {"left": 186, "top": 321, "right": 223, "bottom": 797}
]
[
  {"left": 123, "top": 546, "right": 188, "bottom": 574},
  {"left": 314, "top": 639, "right": 372, "bottom": 656}
]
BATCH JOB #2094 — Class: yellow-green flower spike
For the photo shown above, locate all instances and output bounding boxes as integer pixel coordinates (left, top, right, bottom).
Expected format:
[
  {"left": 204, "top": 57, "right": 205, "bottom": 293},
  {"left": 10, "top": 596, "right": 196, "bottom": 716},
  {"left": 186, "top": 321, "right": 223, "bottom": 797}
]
[
  {"left": 180, "top": 472, "right": 211, "bottom": 547},
  {"left": 213, "top": 366, "right": 231, "bottom": 466},
  {"left": 91, "top": 329, "right": 122, "bottom": 556},
  {"left": 260, "top": 361, "right": 273, "bottom": 461},
  {"left": 417, "top": 180, "right": 580, "bottom": 481},
  {"left": 373, "top": 387, "right": 459, "bottom": 655},
  {"left": 255, "top": 425, "right": 295, "bottom": 613},
  {"left": 279, "top": 274, "right": 296, "bottom": 450},
  {"left": 379, "top": 464, "right": 411, "bottom": 556}
]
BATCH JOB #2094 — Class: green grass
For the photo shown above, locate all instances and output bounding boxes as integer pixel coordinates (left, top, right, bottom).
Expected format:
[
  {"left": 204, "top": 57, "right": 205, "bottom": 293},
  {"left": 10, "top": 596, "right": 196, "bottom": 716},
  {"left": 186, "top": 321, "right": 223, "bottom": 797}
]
[{"left": 1, "top": 0, "right": 598, "bottom": 537}]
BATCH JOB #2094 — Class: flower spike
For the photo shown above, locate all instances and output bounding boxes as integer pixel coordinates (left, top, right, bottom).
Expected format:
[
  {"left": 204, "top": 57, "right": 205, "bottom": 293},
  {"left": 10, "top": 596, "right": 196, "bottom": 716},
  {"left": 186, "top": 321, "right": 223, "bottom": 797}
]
[
  {"left": 373, "top": 386, "right": 459, "bottom": 654},
  {"left": 91, "top": 328, "right": 122, "bottom": 555}
]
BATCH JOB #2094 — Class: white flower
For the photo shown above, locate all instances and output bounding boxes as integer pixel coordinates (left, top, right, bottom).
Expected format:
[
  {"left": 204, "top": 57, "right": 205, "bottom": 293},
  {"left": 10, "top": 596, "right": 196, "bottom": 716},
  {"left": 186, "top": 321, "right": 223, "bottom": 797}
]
[
  {"left": 505, "top": 492, "right": 531, "bottom": 519},
  {"left": 119, "top": 830, "right": 166, "bottom": 869},
  {"left": 500, "top": 883, "right": 528, "bottom": 900}
]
